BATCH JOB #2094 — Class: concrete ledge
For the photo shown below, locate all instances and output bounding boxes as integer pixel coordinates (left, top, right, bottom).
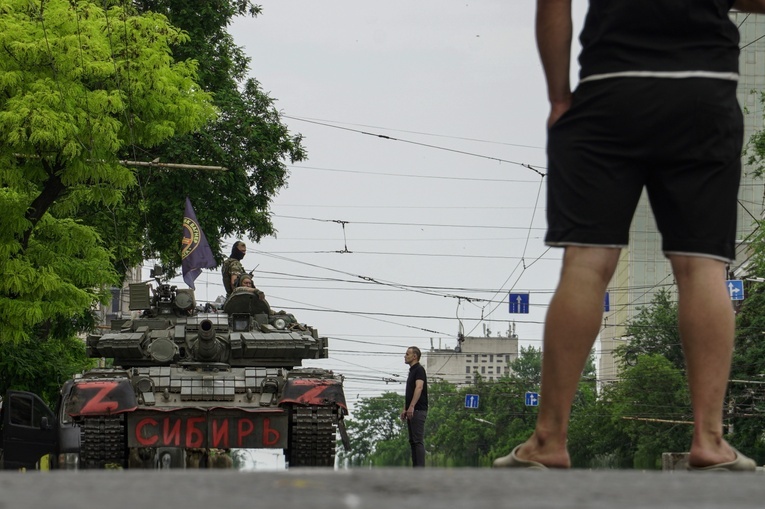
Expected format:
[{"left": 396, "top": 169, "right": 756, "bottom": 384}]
[{"left": 662, "top": 452, "right": 690, "bottom": 472}]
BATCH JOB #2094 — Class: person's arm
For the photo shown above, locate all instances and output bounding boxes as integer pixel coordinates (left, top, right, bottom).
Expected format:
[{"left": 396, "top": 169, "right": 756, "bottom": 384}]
[
  {"left": 405, "top": 380, "right": 424, "bottom": 420},
  {"left": 733, "top": 0, "right": 765, "bottom": 13},
  {"left": 536, "top": 0, "right": 573, "bottom": 127}
]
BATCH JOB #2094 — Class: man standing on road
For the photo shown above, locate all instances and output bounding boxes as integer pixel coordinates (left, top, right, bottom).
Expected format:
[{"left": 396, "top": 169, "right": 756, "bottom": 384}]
[
  {"left": 493, "top": 0, "right": 765, "bottom": 471},
  {"left": 402, "top": 346, "right": 428, "bottom": 467}
]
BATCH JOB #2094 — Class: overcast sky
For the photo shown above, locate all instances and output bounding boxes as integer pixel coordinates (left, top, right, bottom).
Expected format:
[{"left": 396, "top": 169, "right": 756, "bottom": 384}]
[{"left": 176, "top": 1, "right": 590, "bottom": 412}]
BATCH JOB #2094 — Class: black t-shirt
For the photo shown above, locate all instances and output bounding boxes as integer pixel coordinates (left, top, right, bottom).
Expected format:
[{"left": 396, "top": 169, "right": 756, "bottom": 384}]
[
  {"left": 405, "top": 363, "right": 428, "bottom": 411},
  {"left": 579, "top": 0, "right": 739, "bottom": 80}
]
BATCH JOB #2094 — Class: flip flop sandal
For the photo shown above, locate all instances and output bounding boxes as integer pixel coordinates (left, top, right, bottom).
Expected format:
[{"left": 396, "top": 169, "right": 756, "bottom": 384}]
[
  {"left": 492, "top": 445, "right": 548, "bottom": 470},
  {"left": 688, "top": 448, "right": 757, "bottom": 472}
]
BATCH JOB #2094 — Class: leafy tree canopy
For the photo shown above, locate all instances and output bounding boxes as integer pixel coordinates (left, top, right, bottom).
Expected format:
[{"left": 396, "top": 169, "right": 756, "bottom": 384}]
[
  {"left": 730, "top": 219, "right": 765, "bottom": 463},
  {"left": 617, "top": 288, "right": 684, "bottom": 372},
  {"left": 0, "top": 0, "right": 213, "bottom": 343},
  {"left": 338, "top": 391, "right": 406, "bottom": 467},
  {"left": 95, "top": 0, "right": 307, "bottom": 277}
]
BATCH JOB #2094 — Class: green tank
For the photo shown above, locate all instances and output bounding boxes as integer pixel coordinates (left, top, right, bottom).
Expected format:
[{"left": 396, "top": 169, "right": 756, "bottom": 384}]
[{"left": 67, "top": 266, "right": 349, "bottom": 469}]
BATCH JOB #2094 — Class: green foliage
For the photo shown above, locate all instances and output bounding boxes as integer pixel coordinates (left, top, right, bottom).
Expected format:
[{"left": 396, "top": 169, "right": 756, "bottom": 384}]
[
  {"left": 338, "top": 392, "right": 407, "bottom": 467},
  {"left": 0, "top": 0, "right": 214, "bottom": 216},
  {"left": 509, "top": 345, "right": 542, "bottom": 385},
  {"left": 427, "top": 380, "right": 497, "bottom": 467},
  {"left": 568, "top": 388, "right": 632, "bottom": 468},
  {"left": 730, "top": 219, "right": 765, "bottom": 464},
  {"left": 0, "top": 200, "right": 117, "bottom": 341},
  {"left": 606, "top": 355, "right": 692, "bottom": 469},
  {"left": 747, "top": 91, "right": 765, "bottom": 178},
  {"left": 103, "top": 1, "right": 307, "bottom": 276},
  {"left": 0, "top": 0, "right": 213, "bottom": 400},
  {"left": 0, "top": 325, "right": 95, "bottom": 405},
  {"left": 618, "top": 288, "right": 684, "bottom": 372}
]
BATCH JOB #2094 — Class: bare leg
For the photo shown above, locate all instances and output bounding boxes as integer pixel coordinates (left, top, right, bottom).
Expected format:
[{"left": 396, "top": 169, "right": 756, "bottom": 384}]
[
  {"left": 496, "top": 246, "right": 619, "bottom": 468},
  {"left": 669, "top": 255, "right": 736, "bottom": 468}
]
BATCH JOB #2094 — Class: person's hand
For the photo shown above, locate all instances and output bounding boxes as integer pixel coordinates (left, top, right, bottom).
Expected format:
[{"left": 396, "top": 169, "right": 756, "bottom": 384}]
[
  {"left": 400, "top": 410, "right": 407, "bottom": 421},
  {"left": 547, "top": 96, "right": 572, "bottom": 128}
]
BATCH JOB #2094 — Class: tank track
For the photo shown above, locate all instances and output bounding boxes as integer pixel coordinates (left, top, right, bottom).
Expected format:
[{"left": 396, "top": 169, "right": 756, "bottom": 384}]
[
  {"left": 286, "top": 405, "right": 337, "bottom": 467},
  {"left": 79, "top": 415, "right": 127, "bottom": 469}
]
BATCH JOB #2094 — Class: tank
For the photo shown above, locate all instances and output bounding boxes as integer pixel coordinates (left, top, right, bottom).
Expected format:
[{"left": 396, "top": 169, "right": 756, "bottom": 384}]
[{"left": 66, "top": 266, "right": 349, "bottom": 469}]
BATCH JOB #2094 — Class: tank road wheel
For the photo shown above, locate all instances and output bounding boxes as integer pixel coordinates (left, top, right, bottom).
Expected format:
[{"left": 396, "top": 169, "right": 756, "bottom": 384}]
[
  {"left": 285, "top": 405, "right": 337, "bottom": 467},
  {"left": 79, "top": 415, "right": 128, "bottom": 469}
]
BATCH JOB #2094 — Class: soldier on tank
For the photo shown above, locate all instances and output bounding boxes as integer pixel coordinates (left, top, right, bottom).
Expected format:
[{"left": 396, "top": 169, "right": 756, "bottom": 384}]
[
  {"left": 231, "top": 274, "right": 271, "bottom": 310},
  {"left": 221, "top": 241, "right": 246, "bottom": 296}
]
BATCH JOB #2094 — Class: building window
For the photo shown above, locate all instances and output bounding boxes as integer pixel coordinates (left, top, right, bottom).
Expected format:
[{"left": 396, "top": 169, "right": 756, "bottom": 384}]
[
  {"left": 481, "top": 366, "right": 485, "bottom": 374},
  {"left": 466, "top": 367, "right": 471, "bottom": 374},
  {"left": 489, "top": 354, "right": 494, "bottom": 362},
  {"left": 111, "top": 288, "right": 121, "bottom": 313}
]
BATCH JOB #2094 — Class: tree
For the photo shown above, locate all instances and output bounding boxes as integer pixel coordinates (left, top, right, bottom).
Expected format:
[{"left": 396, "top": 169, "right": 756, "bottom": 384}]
[
  {"left": 568, "top": 387, "right": 632, "bottom": 468},
  {"left": 338, "top": 392, "right": 408, "bottom": 467},
  {"left": 509, "top": 345, "right": 543, "bottom": 385},
  {"left": 617, "top": 288, "right": 685, "bottom": 372},
  {"left": 479, "top": 347, "right": 545, "bottom": 465},
  {"left": 606, "top": 355, "right": 692, "bottom": 469},
  {"left": 729, "top": 220, "right": 765, "bottom": 464},
  {"left": 0, "top": 0, "right": 213, "bottom": 401},
  {"left": 425, "top": 380, "right": 497, "bottom": 466},
  {"left": 0, "top": 314, "right": 96, "bottom": 404},
  {"left": 93, "top": 0, "right": 308, "bottom": 276}
]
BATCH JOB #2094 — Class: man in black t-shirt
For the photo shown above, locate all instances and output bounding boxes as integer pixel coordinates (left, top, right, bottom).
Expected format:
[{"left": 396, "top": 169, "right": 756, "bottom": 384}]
[
  {"left": 494, "top": 0, "right": 765, "bottom": 472},
  {"left": 401, "top": 346, "right": 428, "bottom": 467}
]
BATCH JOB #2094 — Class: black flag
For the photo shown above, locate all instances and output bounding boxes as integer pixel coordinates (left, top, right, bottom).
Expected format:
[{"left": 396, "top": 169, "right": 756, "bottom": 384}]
[{"left": 181, "top": 197, "right": 216, "bottom": 289}]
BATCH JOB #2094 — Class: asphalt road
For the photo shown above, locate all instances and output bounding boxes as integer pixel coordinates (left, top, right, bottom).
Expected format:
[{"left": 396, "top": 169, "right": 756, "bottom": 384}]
[{"left": 1, "top": 468, "right": 764, "bottom": 509}]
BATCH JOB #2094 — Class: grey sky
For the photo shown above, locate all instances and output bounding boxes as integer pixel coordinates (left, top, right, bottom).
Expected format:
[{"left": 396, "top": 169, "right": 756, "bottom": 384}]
[{"left": 179, "top": 1, "right": 590, "bottom": 411}]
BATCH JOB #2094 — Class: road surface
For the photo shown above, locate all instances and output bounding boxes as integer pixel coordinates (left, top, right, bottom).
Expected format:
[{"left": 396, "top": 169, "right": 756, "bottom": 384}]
[{"left": 1, "top": 468, "right": 764, "bottom": 509}]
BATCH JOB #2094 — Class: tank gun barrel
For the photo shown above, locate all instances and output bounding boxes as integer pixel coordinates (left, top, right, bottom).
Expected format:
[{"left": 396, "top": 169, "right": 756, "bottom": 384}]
[{"left": 196, "top": 319, "right": 221, "bottom": 361}]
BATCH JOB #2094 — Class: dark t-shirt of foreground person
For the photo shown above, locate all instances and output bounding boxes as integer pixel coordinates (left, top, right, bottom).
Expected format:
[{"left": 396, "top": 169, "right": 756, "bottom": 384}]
[{"left": 402, "top": 346, "right": 428, "bottom": 467}]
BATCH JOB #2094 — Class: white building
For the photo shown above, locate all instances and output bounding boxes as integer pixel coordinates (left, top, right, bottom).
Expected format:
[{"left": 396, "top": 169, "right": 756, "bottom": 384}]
[{"left": 425, "top": 326, "right": 520, "bottom": 385}]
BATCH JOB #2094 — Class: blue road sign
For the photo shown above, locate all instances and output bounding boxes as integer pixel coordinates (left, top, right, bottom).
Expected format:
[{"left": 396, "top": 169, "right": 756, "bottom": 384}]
[
  {"left": 525, "top": 392, "right": 539, "bottom": 407},
  {"left": 465, "top": 394, "right": 480, "bottom": 409},
  {"left": 726, "top": 280, "right": 744, "bottom": 301},
  {"left": 509, "top": 293, "right": 530, "bottom": 314},
  {"left": 604, "top": 291, "right": 610, "bottom": 312}
]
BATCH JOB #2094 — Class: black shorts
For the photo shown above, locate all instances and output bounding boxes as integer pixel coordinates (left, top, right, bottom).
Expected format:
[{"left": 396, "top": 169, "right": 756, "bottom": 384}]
[{"left": 545, "top": 78, "right": 743, "bottom": 262}]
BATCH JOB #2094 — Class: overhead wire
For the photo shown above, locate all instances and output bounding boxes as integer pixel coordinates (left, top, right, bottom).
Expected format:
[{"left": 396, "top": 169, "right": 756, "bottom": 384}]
[
  {"left": 465, "top": 176, "right": 549, "bottom": 336},
  {"left": 286, "top": 164, "right": 542, "bottom": 183},
  {"left": 283, "top": 115, "right": 547, "bottom": 177},
  {"left": 283, "top": 115, "right": 545, "bottom": 151}
]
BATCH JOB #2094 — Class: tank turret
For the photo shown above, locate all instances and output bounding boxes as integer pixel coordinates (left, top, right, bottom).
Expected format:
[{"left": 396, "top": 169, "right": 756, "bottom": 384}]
[{"left": 87, "top": 268, "right": 329, "bottom": 368}]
